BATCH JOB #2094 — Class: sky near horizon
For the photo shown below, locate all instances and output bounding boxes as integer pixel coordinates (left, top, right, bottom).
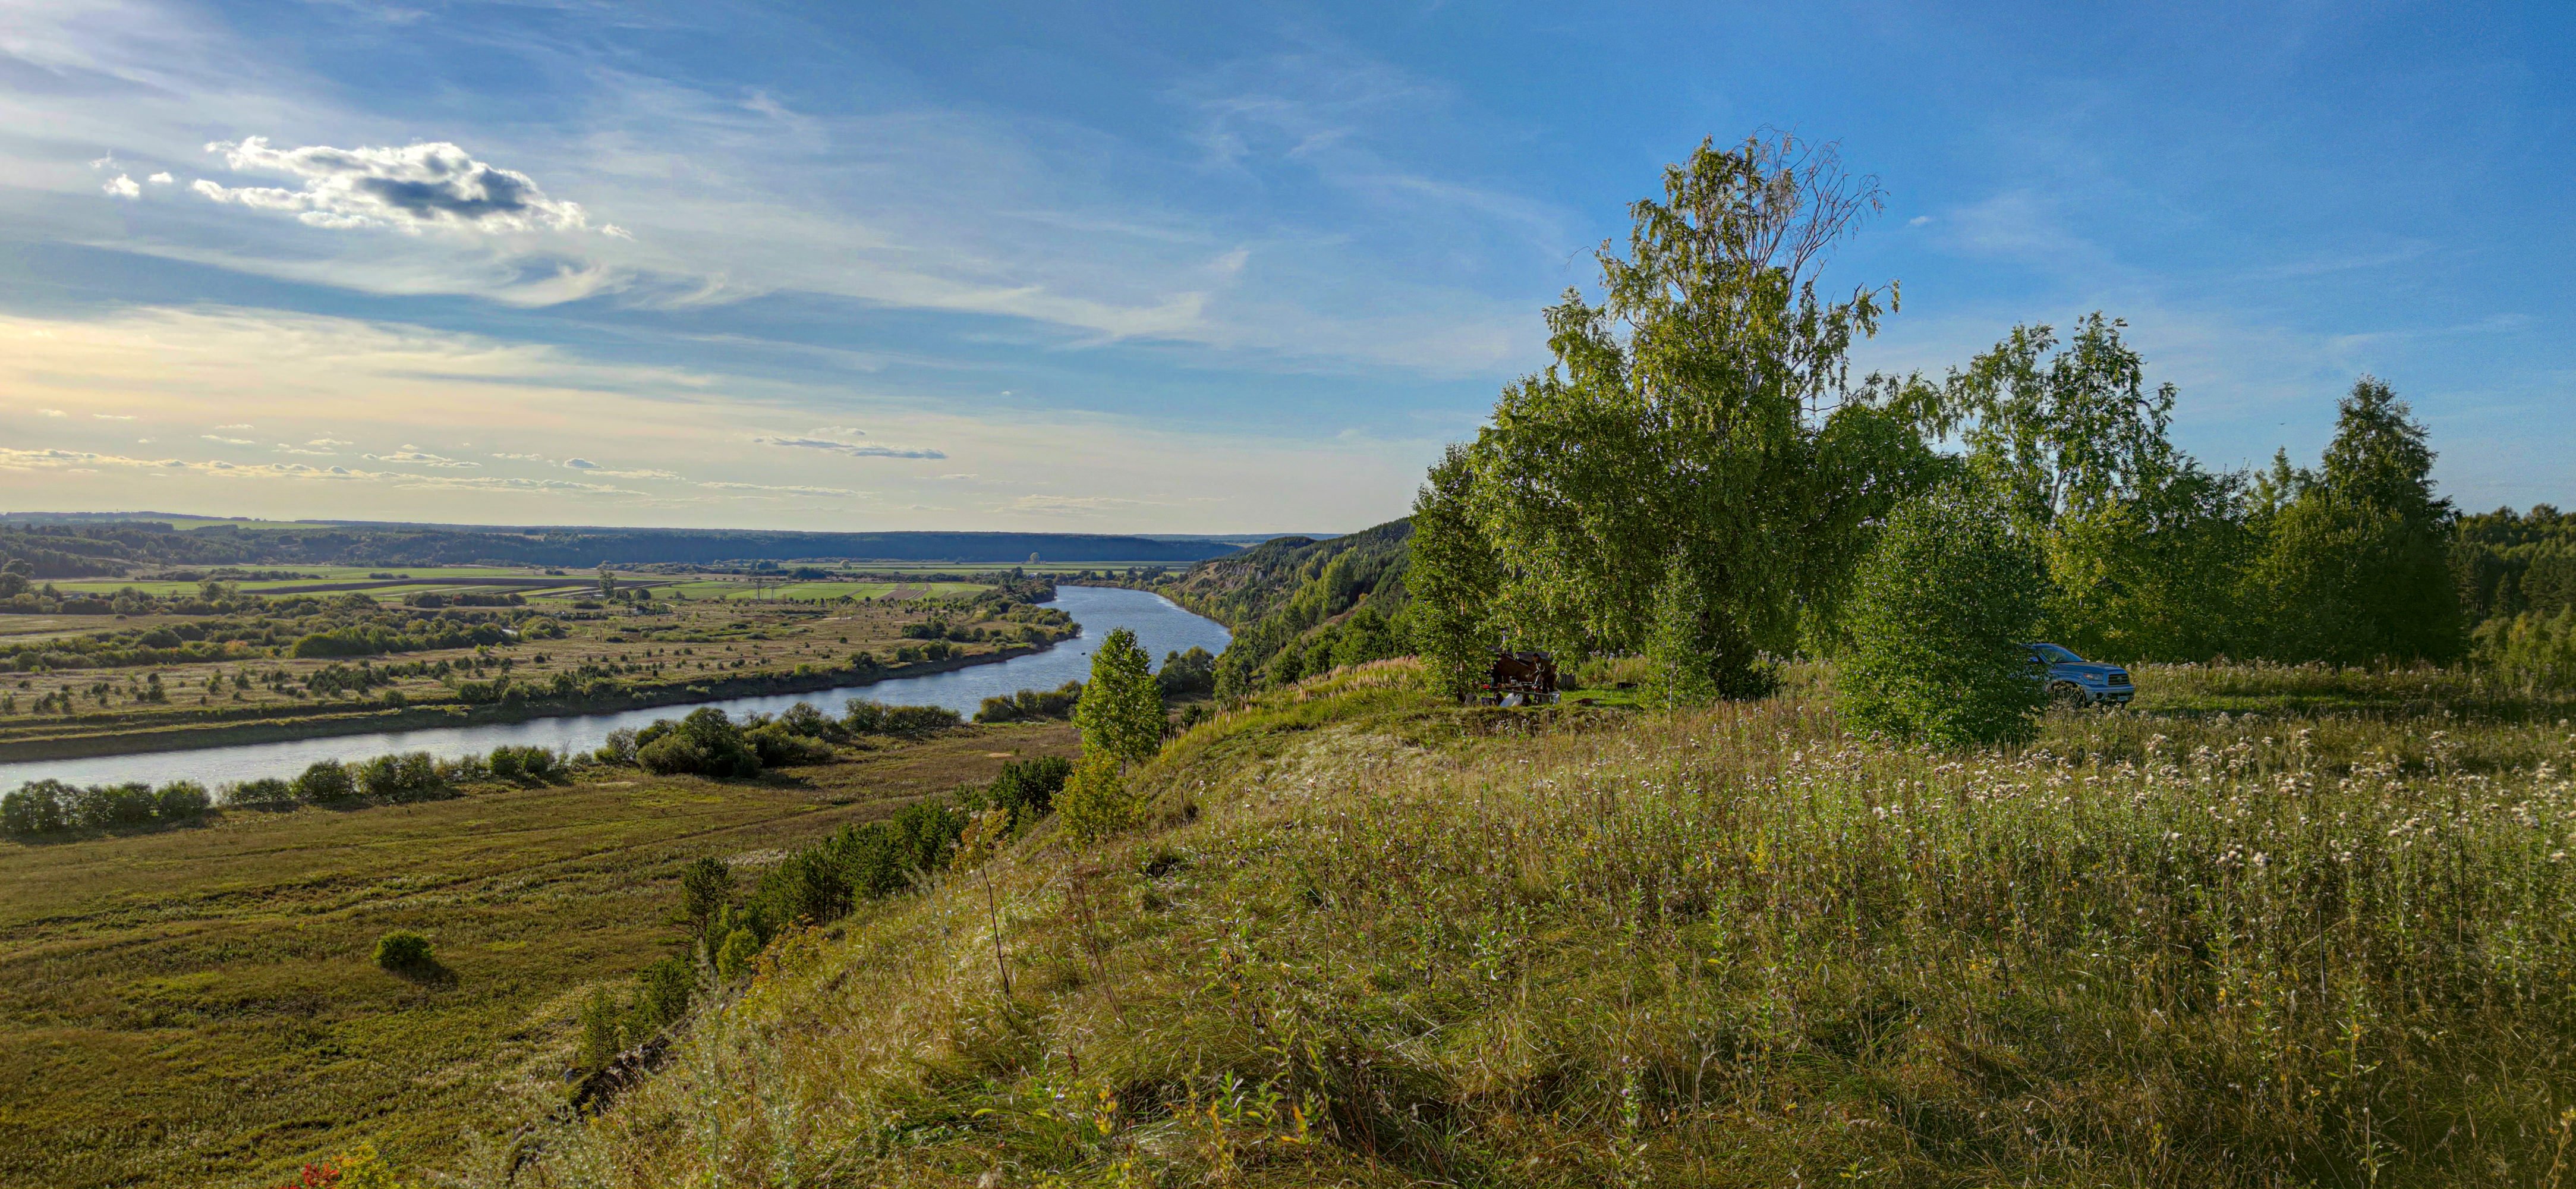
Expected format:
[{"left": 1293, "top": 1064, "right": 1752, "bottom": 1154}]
[{"left": 2, "top": 0, "right": 2569, "bottom": 533}]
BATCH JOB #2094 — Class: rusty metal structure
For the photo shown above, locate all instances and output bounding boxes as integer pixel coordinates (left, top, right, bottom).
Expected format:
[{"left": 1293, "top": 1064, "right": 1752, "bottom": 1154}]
[{"left": 1479, "top": 649, "right": 1559, "bottom": 706}]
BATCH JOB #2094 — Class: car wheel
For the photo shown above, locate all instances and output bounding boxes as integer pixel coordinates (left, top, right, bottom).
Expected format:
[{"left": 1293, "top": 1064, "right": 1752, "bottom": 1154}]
[{"left": 2048, "top": 681, "right": 2089, "bottom": 709}]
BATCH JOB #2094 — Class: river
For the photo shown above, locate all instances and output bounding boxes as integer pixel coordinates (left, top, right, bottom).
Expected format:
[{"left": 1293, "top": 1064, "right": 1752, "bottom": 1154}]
[{"left": 0, "top": 586, "right": 1228, "bottom": 791}]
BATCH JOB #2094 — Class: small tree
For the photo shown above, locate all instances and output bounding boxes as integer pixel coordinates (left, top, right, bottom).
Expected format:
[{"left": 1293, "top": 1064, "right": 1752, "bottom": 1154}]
[
  {"left": 1644, "top": 558, "right": 1724, "bottom": 709},
  {"left": 1837, "top": 487, "right": 2048, "bottom": 746},
  {"left": 1054, "top": 748, "right": 1136, "bottom": 842},
  {"left": 1073, "top": 628, "right": 1163, "bottom": 765},
  {"left": 681, "top": 856, "right": 732, "bottom": 937}
]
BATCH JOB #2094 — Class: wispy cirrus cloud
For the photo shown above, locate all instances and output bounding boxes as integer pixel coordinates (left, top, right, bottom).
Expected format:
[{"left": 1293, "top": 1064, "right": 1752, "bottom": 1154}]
[
  {"left": 363, "top": 449, "right": 479, "bottom": 468},
  {"left": 751, "top": 432, "right": 946, "bottom": 460},
  {"left": 698, "top": 481, "right": 865, "bottom": 497}
]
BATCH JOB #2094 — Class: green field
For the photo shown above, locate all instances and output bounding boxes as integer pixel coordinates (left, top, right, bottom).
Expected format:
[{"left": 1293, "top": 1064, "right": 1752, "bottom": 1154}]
[{"left": 0, "top": 722, "right": 1078, "bottom": 1188}]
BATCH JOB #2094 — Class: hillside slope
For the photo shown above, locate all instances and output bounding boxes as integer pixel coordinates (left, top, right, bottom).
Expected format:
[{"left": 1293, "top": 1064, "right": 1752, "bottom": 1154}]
[
  {"left": 509, "top": 664, "right": 2576, "bottom": 1188},
  {"left": 1151, "top": 518, "right": 1412, "bottom": 692}
]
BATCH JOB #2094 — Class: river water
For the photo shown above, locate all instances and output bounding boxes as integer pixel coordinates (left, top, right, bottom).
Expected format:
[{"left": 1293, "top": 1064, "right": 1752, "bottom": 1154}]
[{"left": 0, "top": 586, "right": 1228, "bottom": 791}]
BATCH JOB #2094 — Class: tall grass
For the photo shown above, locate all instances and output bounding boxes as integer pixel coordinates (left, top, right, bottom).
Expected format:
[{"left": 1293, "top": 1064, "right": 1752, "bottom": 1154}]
[{"left": 512, "top": 660, "right": 2576, "bottom": 1187}]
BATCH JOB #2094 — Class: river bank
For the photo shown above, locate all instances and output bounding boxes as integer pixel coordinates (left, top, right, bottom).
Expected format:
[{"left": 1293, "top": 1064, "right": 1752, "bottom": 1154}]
[{"left": 0, "top": 644, "right": 1043, "bottom": 763}]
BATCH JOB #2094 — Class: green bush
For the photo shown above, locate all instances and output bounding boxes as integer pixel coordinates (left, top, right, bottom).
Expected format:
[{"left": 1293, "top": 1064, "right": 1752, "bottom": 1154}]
[
  {"left": 372, "top": 930, "right": 433, "bottom": 971},
  {"left": 1836, "top": 487, "right": 2049, "bottom": 746},
  {"left": 153, "top": 781, "right": 211, "bottom": 821},
  {"left": 714, "top": 927, "right": 761, "bottom": 980},
  {"left": 225, "top": 778, "right": 298, "bottom": 810},
  {"left": 355, "top": 752, "right": 451, "bottom": 803},
  {"left": 842, "top": 700, "right": 961, "bottom": 739},
  {"left": 2477, "top": 606, "right": 2576, "bottom": 689},
  {"left": 295, "top": 760, "right": 358, "bottom": 804},
  {"left": 746, "top": 723, "right": 834, "bottom": 767},
  {"left": 1054, "top": 749, "right": 1137, "bottom": 842},
  {"left": 984, "top": 756, "right": 1073, "bottom": 832},
  {"left": 634, "top": 708, "right": 762, "bottom": 778}
]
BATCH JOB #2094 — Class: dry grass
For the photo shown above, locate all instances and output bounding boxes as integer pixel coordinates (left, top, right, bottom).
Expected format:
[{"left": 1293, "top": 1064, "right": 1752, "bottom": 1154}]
[{"left": 509, "top": 659, "right": 2576, "bottom": 1188}]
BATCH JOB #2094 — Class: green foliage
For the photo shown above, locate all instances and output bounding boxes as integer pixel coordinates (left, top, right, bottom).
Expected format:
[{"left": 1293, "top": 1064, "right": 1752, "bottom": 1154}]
[
  {"left": 2476, "top": 607, "right": 2576, "bottom": 689},
  {"left": 2250, "top": 378, "right": 2463, "bottom": 663},
  {"left": 1407, "top": 446, "right": 1499, "bottom": 703},
  {"left": 1447, "top": 136, "right": 1933, "bottom": 693},
  {"left": 577, "top": 987, "right": 625, "bottom": 1070},
  {"left": 1151, "top": 520, "right": 1413, "bottom": 697},
  {"left": 984, "top": 756, "right": 1073, "bottom": 833},
  {"left": 1643, "top": 557, "right": 1727, "bottom": 707},
  {"left": 681, "top": 856, "right": 732, "bottom": 936},
  {"left": 1053, "top": 748, "right": 1135, "bottom": 842},
  {"left": 1837, "top": 489, "right": 2049, "bottom": 745},
  {"left": 841, "top": 699, "right": 962, "bottom": 738},
  {"left": 1155, "top": 646, "right": 1217, "bottom": 697},
  {"left": 371, "top": 930, "right": 433, "bottom": 971},
  {"left": 1073, "top": 627, "right": 1163, "bottom": 765},
  {"left": 635, "top": 707, "right": 762, "bottom": 778},
  {"left": 974, "top": 680, "right": 1083, "bottom": 724},
  {"left": 2454, "top": 504, "right": 2576, "bottom": 621},
  {"left": 225, "top": 777, "right": 298, "bottom": 810},
  {"left": 295, "top": 760, "right": 358, "bottom": 804},
  {"left": 354, "top": 752, "right": 451, "bottom": 803},
  {"left": 713, "top": 928, "right": 761, "bottom": 980}
]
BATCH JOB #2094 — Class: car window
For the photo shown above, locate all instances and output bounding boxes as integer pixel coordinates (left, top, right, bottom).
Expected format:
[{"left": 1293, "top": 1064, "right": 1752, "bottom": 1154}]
[{"left": 2029, "top": 643, "right": 2082, "bottom": 663}]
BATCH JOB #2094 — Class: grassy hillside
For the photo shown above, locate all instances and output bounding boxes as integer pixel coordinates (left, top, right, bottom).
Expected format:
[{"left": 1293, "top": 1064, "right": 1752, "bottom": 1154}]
[
  {"left": 505, "top": 662, "right": 2576, "bottom": 1187},
  {"left": 0, "top": 724, "right": 1076, "bottom": 1188}
]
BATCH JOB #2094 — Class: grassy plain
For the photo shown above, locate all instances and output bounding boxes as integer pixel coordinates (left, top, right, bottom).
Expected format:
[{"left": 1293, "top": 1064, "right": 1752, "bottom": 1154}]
[
  {"left": 0, "top": 722, "right": 1078, "bottom": 1188},
  {"left": 529, "top": 662, "right": 2576, "bottom": 1188}
]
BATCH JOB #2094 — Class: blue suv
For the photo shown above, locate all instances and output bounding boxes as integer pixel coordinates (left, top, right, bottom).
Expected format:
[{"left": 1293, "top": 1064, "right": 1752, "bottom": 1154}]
[{"left": 2024, "top": 642, "right": 2134, "bottom": 708}]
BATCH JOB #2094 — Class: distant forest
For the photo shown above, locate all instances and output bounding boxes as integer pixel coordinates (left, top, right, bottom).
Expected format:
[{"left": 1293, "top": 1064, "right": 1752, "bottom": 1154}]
[{"left": 0, "top": 519, "right": 1246, "bottom": 576}]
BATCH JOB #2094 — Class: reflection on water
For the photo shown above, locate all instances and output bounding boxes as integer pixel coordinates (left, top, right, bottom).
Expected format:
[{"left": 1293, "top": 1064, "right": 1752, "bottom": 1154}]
[{"left": 0, "top": 586, "right": 1227, "bottom": 791}]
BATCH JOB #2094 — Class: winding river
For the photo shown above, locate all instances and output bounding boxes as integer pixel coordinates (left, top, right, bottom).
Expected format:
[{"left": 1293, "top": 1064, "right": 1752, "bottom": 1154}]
[{"left": 0, "top": 586, "right": 1229, "bottom": 791}]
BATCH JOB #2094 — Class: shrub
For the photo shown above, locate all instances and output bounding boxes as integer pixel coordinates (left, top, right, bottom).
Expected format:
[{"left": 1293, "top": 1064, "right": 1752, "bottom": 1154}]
[
  {"left": 295, "top": 760, "right": 358, "bottom": 804},
  {"left": 1054, "top": 749, "right": 1137, "bottom": 842},
  {"left": 487, "top": 744, "right": 561, "bottom": 783},
  {"left": 747, "top": 723, "right": 835, "bottom": 767},
  {"left": 776, "top": 701, "right": 839, "bottom": 739},
  {"left": 1837, "top": 487, "right": 2049, "bottom": 746},
  {"left": 636, "top": 733, "right": 714, "bottom": 775},
  {"left": 635, "top": 708, "right": 762, "bottom": 778},
  {"left": 372, "top": 930, "right": 433, "bottom": 971},
  {"left": 153, "top": 781, "right": 211, "bottom": 821},
  {"left": 596, "top": 728, "right": 639, "bottom": 766},
  {"left": 576, "top": 986, "right": 625, "bottom": 1070},
  {"left": 842, "top": 700, "right": 961, "bottom": 739},
  {"left": 974, "top": 680, "right": 1083, "bottom": 724},
  {"left": 355, "top": 752, "right": 450, "bottom": 803},
  {"left": 624, "top": 957, "right": 695, "bottom": 1040},
  {"left": 714, "top": 927, "right": 761, "bottom": 980},
  {"left": 225, "top": 778, "right": 299, "bottom": 810},
  {"left": 987, "top": 755, "right": 1073, "bottom": 831}
]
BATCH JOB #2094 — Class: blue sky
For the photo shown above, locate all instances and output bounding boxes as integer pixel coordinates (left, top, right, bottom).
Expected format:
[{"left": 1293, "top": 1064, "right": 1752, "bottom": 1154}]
[{"left": 3, "top": 0, "right": 2568, "bottom": 530}]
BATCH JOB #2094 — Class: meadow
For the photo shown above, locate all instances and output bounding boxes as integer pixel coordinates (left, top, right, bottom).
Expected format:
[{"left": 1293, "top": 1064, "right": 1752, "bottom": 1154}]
[
  {"left": 522, "top": 661, "right": 2576, "bottom": 1188},
  {"left": 0, "top": 721, "right": 1077, "bottom": 1188}
]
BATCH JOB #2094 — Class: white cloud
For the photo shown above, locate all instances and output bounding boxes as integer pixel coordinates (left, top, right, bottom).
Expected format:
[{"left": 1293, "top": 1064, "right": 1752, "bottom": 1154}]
[
  {"left": 308, "top": 438, "right": 353, "bottom": 446},
  {"left": 201, "top": 434, "right": 256, "bottom": 445},
  {"left": 102, "top": 174, "right": 141, "bottom": 199},
  {"left": 699, "top": 481, "right": 864, "bottom": 497},
  {"left": 37, "top": 409, "right": 67, "bottom": 417},
  {"left": 214, "top": 422, "right": 251, "bottom": 428},
  {"left": 363, "top": 450, "right": 480, "bottom": 468},
  {"left": 148, "top": 172, "right": 174, "bottom": 185},
  {"left": 562, "top": 457, "right": 597, "bottom": 468},
  {"left": 191, "top": 137, "right": 629, "bottom": 237},
  {"left": 751, "top": 434, "right": 945, "bottom": 460},
  {"left": 93, "top": 413, "right": 134, "bottom": 420}
]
